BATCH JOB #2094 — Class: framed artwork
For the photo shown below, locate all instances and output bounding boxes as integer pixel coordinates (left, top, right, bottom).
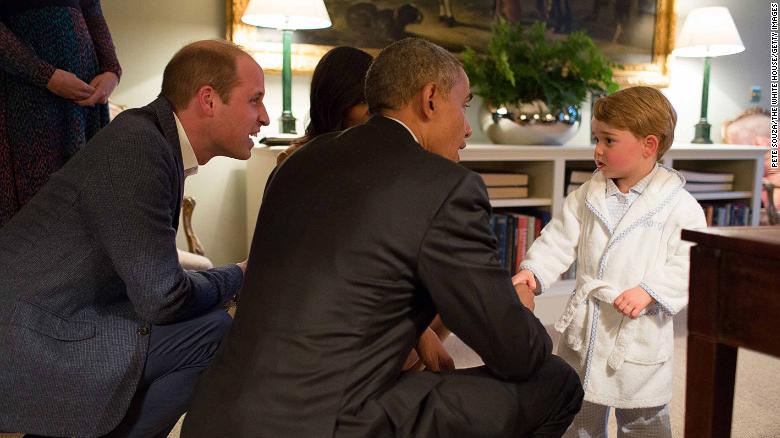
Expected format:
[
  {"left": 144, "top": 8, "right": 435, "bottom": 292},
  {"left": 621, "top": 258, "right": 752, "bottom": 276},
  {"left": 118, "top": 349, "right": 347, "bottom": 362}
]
[{"left": 227, "top": 0, "right": 675, "bottom": 86}]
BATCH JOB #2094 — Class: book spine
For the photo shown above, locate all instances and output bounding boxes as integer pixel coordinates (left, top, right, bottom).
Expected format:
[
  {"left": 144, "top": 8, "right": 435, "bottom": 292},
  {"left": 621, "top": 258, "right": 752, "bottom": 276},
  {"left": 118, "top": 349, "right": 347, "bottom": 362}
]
[
  {"left": 496, "top": 214, "right": 508, "bottom": 270},
  {"left": 515, "top": 215, "right": 528, "bottom": 273},
  {"left": 507, "top": 214, "right": 517, "bottom": 273}
]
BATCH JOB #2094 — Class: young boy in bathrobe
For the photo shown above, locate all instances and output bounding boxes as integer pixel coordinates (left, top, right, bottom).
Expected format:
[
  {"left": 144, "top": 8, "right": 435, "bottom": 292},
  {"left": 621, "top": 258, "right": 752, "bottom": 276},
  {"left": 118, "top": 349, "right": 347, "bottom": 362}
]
[{"left": 513, "top": 86, "right": 707, "bottom": 437}]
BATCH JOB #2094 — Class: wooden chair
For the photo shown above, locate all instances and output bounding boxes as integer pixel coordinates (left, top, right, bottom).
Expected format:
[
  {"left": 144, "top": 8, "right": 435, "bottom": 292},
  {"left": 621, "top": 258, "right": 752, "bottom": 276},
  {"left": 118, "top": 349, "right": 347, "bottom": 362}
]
[
  {"left": 178, "top": 195, "right": 213, "bottom": 270},
  {"left": 182, "top": 195, "right": 206, "bottom": 256},
  {"left": 181, "top": 196, "right": 238, "bottom": 315}
]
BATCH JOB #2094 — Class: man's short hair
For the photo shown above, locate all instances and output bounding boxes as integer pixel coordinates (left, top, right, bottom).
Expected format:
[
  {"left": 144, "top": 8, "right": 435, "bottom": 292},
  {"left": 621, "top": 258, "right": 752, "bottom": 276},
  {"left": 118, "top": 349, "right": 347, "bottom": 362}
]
[
  {"left": 161, "top": 40, "right": 250, "bottom": 110},
  {"left": 724, "top": 108, "right": 770, "bottom": 145},
  {"left": 365, "top": 38, "right": 462, "bottom": 114},
  {"left": 593, "top": 86, "right": 677, "bottom": 158}
]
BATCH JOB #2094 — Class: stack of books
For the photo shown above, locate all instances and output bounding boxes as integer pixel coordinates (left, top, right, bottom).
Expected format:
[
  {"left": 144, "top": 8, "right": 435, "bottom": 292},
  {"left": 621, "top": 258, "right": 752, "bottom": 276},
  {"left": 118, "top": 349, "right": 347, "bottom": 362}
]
[
  {"left": 566, "top": 169, "right": 594, "bottom": 195},
  {"left": 679, "top": 170, "right": 735, "bottom": 192},
  {"left": 489, "top": 209, "right": 551, "bottom": 274},
  {"left": 700, "top": 202, "right": 751, "bottom": 226},
  {"left": 479, "top": 172, "right": 529, "bottom": 199}
]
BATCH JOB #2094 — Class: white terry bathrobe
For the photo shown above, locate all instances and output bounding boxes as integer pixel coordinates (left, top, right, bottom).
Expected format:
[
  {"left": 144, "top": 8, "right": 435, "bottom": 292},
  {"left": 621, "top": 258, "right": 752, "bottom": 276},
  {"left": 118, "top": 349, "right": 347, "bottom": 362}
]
[{"left": 520, "top": 166, "right": 707, "bottom": 408}]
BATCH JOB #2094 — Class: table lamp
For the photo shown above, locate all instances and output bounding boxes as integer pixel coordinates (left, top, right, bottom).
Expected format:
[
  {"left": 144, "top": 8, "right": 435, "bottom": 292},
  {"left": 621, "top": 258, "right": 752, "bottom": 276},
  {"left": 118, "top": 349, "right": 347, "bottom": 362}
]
[
  {"left": 672, "top": 6, "right": 744, "bottom": 144},
  {"left": 242, "top": 0, "right": 332, "bottom": 134}
]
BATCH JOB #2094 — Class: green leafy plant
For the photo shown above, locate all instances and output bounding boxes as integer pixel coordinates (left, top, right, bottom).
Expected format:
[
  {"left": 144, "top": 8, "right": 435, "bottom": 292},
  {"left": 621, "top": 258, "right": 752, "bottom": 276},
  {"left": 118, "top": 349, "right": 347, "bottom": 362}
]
[{"left": 462, "top": 19, "right": 619, "bottom": 111}]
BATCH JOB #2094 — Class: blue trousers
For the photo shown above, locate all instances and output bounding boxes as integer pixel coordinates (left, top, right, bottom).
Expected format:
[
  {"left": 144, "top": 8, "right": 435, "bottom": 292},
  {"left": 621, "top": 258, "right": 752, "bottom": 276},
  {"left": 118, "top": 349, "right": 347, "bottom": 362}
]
[
  {"left": 105, "top": 308, "right": 233, "bottom": 438},
  {"left": 24, "top": 308, "right": 233, "bottom": 438}
]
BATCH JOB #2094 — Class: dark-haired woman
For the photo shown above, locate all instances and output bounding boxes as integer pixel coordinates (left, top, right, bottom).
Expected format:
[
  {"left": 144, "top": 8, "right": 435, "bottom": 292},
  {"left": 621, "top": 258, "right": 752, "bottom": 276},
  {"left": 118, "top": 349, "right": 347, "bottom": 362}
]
[{"left": 276, "top": 45, "right": 372, "bottom": 164}]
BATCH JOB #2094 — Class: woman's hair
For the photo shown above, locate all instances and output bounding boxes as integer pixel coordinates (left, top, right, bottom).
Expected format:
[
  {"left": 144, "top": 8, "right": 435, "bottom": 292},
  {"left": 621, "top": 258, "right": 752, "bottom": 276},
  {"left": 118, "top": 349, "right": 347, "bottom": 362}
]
[
  {"left": 285, "top": 47, "right": 373, "bottom": 156},
  {"left": 278, "top": 47, "right": 372, "bottom": 163}
]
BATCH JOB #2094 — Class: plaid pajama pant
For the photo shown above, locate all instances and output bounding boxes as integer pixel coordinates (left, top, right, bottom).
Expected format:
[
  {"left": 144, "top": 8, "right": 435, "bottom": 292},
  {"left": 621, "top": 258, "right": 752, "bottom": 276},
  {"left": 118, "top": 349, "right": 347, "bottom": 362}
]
[{"left": 563, "top": 401, "right": 672, "bottom": 438}]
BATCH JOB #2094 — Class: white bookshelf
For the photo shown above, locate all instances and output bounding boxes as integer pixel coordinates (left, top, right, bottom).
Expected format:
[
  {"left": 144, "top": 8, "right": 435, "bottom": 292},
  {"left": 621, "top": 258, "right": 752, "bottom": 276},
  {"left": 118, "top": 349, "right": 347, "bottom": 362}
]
[
  {"left": 691, "top": 191, "right": 753, "bottom": 201},
  {"left": 459, "top": 143, "right": 766, "bottom": 227},
  {"left": 490, "top": 198, "right": 552, "bottom": 208},
  {"left": 246, "top": 143, "right": 766, "bottom": 296}
]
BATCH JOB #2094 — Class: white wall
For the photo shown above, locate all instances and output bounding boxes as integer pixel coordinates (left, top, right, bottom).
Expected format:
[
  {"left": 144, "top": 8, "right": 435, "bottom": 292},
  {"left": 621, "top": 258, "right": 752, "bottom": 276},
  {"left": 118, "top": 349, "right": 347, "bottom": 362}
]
[
  {"left": 102, "top": 0, "right": 769, "bottom": 265},
  {"left": 105, "top": 0, "right": 247, "bottom": 266}
]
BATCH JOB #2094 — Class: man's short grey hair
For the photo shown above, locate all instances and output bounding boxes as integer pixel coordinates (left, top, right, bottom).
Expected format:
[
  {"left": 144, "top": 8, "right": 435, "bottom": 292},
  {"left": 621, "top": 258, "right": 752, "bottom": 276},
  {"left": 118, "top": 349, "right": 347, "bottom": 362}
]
[{"left": 365, "top": 38, "right": 463, "bottom": 114}]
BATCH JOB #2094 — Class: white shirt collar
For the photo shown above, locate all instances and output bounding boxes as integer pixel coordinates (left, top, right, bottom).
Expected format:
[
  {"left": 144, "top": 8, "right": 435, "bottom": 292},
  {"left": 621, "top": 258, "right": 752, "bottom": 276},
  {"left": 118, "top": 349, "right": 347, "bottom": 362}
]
[
  {"left": 606, "top": 163, "right": 658, "bottom": 197},
  {"left": 385, "top": 116, "right": 419, "bottom": 143},
  {"left": 173, "top": 113, "right": 198, "bottom": 177}
]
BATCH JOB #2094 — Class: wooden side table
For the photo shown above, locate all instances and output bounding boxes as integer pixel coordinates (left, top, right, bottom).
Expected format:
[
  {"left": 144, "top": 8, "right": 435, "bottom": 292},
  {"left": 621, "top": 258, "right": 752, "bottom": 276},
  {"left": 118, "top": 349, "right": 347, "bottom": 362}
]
[{"left": 682, "top": 227, "right": 780, "bottom": 437}]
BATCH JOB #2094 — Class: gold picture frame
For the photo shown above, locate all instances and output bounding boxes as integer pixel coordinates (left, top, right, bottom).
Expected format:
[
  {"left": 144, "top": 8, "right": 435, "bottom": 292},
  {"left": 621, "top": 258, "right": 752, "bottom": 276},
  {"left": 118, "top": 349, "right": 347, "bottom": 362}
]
[
  {"left": 226, "top": 0, "right": 339, "bottom": 73},
  {"left": 227, "top": 0, "right": 675, "bottom": 87}
]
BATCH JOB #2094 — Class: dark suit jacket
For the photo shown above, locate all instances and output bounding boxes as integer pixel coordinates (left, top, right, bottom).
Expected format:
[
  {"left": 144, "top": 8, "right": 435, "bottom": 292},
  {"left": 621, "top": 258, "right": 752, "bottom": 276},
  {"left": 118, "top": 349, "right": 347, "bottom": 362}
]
[
  {"left": 0, "top": 97, "right": 243, "bottom": 436},
  {"left": 183, "top": 116, "right": 553, "bottom": 437}
]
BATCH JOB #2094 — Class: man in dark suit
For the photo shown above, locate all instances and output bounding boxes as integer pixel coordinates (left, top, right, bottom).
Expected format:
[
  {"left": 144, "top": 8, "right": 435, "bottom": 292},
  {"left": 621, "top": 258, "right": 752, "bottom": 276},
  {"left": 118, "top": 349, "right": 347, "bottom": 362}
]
[
  {"left": 182, "top": 38, "right": 583, "bottom": 437},
  {"left": 0, "top": 40, "right": 270, "bottom": 437}
]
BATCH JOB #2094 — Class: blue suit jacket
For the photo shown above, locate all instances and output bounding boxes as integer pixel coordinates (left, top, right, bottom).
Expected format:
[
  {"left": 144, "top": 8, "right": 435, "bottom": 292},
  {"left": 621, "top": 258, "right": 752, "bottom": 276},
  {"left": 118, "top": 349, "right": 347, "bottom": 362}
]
[{"left": 0, "top": 97, "right": 243, "bottom": 436}]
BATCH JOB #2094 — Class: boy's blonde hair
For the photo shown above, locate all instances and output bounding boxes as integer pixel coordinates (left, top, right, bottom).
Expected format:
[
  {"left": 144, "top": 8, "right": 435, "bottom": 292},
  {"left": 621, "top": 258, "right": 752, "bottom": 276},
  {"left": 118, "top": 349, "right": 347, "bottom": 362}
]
[{"left": 593, "top": 86, "right": 677, "bottom": 158}]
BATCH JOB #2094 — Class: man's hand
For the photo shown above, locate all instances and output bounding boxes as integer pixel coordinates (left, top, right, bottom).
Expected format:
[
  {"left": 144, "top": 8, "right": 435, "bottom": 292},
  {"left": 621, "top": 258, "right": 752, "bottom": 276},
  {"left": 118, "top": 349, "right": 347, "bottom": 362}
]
[
  {"left": 76, "top": 71, "right": 119, "bottom": 107},
  {"left": 613, "top": 286, "right": 654, "bottom": 318},
  {"left": 46, "top": 69, "right": 95, "bottom": 101},
  {"left": 515, "top": 282, "right": 535, "bottom": 312},
  {"left": 237, "top": 259, "right": 248, "bottom": 273},
  {"left": 403, "top": 328, "right": 454, "bottom": 372},
  {"left": 512, "top": 269, "right": 537, "bottom": 294},
  {"left": 402, "top": 348, "right": 421, "bottom": 371}
]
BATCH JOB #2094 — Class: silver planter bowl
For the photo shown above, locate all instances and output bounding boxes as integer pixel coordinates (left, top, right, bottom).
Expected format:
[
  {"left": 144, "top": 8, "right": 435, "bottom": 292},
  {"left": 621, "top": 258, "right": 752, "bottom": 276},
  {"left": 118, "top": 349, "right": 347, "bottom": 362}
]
[{"left": 480, "top": 101, "right": 580, "bottom": 146}]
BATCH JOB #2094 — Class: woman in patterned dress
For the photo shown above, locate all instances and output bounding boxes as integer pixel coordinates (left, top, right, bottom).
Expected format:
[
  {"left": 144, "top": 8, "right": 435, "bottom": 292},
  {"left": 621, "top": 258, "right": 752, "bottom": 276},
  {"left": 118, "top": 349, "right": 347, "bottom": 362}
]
[{"left": 0, "top": 0, "right": 121, "bottom": 226}]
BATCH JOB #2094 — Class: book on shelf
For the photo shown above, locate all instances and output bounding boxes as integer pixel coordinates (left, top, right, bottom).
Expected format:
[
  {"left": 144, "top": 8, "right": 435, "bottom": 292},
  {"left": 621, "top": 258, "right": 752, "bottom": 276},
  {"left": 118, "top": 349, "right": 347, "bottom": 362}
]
[
  {"left": 700, "top": 202, "right": 751, "bottom": 226},
  {"left": 678, "top": 170, "right": 735, "bottom": 183},
  {"left": 489, "top": 209, "right": 552, "bottom": 275},
  {"left": 510, "top": 213, "right": 529, "bottom": 274},
  {"left": 487, "top": 186, "right": 529, "bottom": 199},
  {"left": 478, "top": 172, "right": 529, "bottom": 186},
  {"left": 568, "top": 170, "right": 595, "bottom": 184},
  {"left": 685, "top": 182, "right": 735, "bottom": 192}
]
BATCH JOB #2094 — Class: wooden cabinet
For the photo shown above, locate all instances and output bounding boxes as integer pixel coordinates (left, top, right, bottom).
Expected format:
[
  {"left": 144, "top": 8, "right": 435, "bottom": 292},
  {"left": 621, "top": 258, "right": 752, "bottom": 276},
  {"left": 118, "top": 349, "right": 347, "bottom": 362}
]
[{"left": 682, "top": 227, "right": 780, "bottom": 438}]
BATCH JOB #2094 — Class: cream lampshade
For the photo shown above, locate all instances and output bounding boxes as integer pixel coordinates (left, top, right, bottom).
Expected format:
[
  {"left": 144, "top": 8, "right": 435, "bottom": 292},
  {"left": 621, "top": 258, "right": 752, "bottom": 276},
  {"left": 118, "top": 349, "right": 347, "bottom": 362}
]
[
  {"left": 672, "top": 7, "right": 744, "bottom": 144},
  {"left": 242, "top": 0, "right": 332, "bottom": 134}
]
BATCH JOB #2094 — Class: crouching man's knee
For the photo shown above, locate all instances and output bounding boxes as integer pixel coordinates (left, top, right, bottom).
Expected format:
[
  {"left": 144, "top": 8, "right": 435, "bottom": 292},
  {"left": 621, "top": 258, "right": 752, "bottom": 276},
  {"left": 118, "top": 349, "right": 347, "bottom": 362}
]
[{"left": 533, "top": 355, "right": 584, "bottom": 436}]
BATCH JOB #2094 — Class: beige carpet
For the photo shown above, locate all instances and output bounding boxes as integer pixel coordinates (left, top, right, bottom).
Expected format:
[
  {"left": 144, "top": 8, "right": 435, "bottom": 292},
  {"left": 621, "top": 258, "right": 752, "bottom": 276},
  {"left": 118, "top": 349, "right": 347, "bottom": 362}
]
[
  {"left": 440, "top": 309, "right": 780, "bottom": 438},
  {"left": 3, "top": 305, "right": 779, "bottom": 437}
]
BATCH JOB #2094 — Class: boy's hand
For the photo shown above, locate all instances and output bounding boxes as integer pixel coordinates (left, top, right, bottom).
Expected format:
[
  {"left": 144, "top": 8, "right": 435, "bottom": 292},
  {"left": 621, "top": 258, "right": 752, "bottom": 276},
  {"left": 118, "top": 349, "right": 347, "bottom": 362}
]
[
  {"left": 512, "top": 269, "right": 537, "bottom": 294},
  {"left": 613, "top": 286, "right": 654, "bottom": 318}
]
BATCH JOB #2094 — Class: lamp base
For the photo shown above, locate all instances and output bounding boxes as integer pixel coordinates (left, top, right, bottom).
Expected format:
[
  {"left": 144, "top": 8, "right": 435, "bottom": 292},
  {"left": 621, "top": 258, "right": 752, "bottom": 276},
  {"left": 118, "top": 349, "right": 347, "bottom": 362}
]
[
  {"left": 691, "top": 120, "right": 712, "bottom": 144},
  {"left": 279, "top": 112, "right": 297, "bottom": 135}
]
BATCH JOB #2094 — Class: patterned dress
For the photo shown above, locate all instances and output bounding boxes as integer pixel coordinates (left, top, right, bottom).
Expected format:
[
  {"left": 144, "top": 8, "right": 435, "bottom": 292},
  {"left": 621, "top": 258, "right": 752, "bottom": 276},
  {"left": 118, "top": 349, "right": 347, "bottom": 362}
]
[{"left": 0, "top": 0, "right": 121, "bottom": 226}]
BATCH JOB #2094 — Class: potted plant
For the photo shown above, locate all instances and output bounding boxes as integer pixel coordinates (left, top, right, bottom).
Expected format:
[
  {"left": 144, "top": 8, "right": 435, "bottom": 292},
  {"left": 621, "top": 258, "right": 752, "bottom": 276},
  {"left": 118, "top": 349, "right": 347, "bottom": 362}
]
[{"left": 462, "top": 19, "right": 619, "bottom": 145}]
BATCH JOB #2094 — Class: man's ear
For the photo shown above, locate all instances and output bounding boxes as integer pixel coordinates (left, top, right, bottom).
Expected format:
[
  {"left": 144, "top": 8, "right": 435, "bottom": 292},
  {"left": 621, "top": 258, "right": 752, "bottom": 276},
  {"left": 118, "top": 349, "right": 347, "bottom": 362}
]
[
  {"left": 195, "top": 85, "right": 217, "bottom": 117},
  {"left": 643, "top": 134, "right": 659, "bottom": 158},
  {"left": 420, "top": 82, "right": 437, "bottom": 119}
]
